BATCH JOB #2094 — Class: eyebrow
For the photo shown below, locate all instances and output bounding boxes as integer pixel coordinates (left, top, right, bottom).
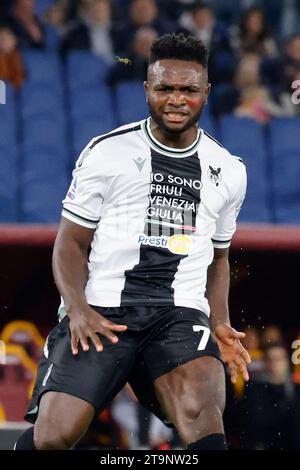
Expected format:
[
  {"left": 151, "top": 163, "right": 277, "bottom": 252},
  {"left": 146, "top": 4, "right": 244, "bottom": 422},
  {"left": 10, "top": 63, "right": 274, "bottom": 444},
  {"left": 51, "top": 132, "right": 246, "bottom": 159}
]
[{"left": 153, "top": 84, "right": 201, "bottom": 89}]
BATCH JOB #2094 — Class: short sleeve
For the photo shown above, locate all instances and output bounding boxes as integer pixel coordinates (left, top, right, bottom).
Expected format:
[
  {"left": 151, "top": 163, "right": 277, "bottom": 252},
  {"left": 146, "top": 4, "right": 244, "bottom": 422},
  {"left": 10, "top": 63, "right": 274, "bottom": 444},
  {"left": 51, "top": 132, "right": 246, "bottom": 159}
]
[
  {"left": 212, "top": 162, "right": 247, "bottom": 249},
  {"left": 62, "top": 144, "right": 106, "bottom": 229}
]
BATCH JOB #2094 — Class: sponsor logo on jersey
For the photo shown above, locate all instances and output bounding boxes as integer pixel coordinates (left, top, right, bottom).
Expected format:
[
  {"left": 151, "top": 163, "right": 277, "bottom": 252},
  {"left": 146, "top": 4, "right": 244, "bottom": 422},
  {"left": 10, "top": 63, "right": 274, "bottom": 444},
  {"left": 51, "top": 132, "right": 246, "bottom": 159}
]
[
  {"left": 67, "top": 177, "right": 77, "bottom": 200},
  {"left": 133, "top": 157, "right": 146, "bottom": 173},
  {"left": 208, "top": 166, "right": 222, "bottom": 186},
  {"left": 138, "top": 234, "right": 192, "bottom": 255}
]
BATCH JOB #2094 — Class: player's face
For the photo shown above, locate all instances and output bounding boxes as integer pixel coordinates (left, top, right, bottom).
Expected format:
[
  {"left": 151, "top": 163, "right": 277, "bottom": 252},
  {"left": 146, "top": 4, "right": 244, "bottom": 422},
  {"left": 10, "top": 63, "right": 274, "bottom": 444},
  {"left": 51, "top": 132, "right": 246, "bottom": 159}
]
[{"left": 145, "top": 59, "right": 210, "bottom": 134}]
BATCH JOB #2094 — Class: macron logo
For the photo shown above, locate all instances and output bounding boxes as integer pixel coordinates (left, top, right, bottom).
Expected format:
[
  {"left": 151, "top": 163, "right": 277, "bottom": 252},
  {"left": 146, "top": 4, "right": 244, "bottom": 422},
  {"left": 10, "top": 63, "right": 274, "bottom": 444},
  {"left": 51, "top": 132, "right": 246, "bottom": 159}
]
[{"left": 133, "top": 157, "right": 146, "bottom": 173}]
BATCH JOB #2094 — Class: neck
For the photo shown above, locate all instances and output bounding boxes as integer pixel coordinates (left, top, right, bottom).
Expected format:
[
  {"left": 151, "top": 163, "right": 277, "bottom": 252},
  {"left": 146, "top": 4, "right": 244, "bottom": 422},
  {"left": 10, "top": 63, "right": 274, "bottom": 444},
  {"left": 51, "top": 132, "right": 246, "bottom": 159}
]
[{"left": 149, "top": 119, "right": 198, "bottom": 149}]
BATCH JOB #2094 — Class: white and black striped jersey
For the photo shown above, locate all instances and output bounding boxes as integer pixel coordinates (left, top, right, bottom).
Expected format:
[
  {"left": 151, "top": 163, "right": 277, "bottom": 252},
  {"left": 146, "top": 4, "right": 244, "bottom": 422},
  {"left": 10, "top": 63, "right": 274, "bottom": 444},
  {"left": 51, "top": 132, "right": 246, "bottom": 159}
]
[{"left": 61, "top": 117, "right": 247, "bottom": 316}]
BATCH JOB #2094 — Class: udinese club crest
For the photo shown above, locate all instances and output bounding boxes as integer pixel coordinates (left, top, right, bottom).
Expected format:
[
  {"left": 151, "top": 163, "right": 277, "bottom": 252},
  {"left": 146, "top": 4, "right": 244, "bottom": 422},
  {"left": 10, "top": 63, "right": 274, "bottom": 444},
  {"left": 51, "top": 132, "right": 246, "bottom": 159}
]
[{"left": 208, "top": 166, "right": 222, "bottom": 186}]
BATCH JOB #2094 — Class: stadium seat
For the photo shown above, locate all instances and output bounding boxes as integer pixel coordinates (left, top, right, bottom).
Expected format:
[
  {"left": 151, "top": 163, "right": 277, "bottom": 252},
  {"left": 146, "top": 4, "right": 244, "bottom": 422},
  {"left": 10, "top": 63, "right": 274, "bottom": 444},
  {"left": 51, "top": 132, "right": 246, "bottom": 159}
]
[
  {"left": 200, "top": 105, "right": 217, "bottom": 138},
  {"left": 0, "top": 344, "right": 36, "bottom": 422},
  {"left": 66, "top": 52, "right": 110, "bottom": 91},
  {"left": 69, "top": 86, "right": 114, "bottom": 122},
  {"left": 22, "top": 116, "right": 68, "bottom": 157},
  {"left": 115, "top": 81, "right": 148, "bottom": 125},
  {"left": 0, "top": 83, "right": 17, "bottom": 147},
  {"left": 22, "top": 51, "right": 62, "bottom": 94},
  {"left": 72, "top": 116, "right": 116, "bottom": 159},
  {"left": 20, "top": 83, "right": 65, "bottom": 120},
  {"left": 20, "top": 173, "right": 69, "bottom": 223},
  {"left": 0, "top": 145, "right": 18, "bottom": 222},
  {"left": 1, "top": 321, "right": 45, "bottom": 364},
  {"left": 269, "top": 118, "right": 300, "bottom": 224},
  {"left": 44, "top": 25, "right": 61, "bottom": 51},
  {"left": 219, "top": 115, "right": 271, "bottom": 223}
]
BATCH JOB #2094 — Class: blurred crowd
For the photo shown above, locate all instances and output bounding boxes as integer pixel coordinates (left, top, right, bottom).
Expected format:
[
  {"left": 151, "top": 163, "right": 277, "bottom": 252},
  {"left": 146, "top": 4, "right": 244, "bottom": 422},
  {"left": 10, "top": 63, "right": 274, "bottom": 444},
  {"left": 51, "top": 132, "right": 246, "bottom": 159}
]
[
  {"left": 1, "top": 318, "right": 300, "bottom": 449},
  {"left": 226, "top": 324, "right": 300, "bottom": 450},
  {"left": 0, "top": 0, "right": 300, "bottom": 120}
]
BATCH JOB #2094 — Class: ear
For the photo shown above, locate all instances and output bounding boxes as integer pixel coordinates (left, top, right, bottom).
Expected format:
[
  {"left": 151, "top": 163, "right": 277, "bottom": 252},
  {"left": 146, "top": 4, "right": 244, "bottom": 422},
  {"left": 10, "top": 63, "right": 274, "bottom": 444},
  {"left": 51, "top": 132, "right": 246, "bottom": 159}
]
[
  {"left": 209, "top": 165, "right": 213, "bottom": 171},
  {"left": 144, "top": 81, "right": 149, "bottom": 103},
  {"left": 217, "top": 168, "right": 221, "bottom": 173},
  {"left": 205, "top": 82, "right": 211, "bottom": 105}
]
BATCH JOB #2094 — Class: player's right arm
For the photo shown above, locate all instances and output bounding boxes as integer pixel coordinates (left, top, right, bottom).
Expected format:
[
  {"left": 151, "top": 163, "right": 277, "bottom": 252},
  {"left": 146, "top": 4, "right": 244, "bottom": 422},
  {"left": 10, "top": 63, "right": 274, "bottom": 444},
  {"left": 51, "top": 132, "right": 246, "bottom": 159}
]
[
  {"left": 53, "top": 142, "right": 127, "bottom": 355},
  {"left": 53, "top": 218, "right": 127, "bottom": 355},
  {"left": 53, "top": 217, "right": 127, "bottom": 354}
]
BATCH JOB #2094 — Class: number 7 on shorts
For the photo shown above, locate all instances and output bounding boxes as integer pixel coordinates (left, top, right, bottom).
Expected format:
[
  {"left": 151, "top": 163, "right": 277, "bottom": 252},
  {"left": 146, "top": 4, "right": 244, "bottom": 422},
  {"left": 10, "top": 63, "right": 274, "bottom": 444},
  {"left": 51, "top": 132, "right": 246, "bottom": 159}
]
[{"left": 193, "top": 325, "right": 210, "bottom": 351}]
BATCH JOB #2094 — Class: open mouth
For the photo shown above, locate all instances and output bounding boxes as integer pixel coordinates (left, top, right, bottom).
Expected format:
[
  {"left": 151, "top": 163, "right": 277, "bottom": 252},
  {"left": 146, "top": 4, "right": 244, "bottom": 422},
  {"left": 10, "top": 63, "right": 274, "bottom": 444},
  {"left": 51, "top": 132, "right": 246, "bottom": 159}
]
[{"left": 164, "top": 112, "right": 188, "bottom": 123}]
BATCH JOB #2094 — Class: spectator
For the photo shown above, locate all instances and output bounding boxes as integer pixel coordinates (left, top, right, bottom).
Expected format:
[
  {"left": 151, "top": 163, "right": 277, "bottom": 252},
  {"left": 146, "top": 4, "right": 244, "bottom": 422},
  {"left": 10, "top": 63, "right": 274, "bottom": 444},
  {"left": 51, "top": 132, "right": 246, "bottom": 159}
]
[
  {"left": 179, "top": 1, "right": 230, "bottom": 51},
  {"left": 113, "top": 0, "right": 174, "bottom": 55},
  {"left": 42, "top": 1, "right": 71, "bottom": 50},
  {"left": 240, "top": 343, "right": 300, "bottom": 449},
  {"left": 242, "top": 326, "right": 264, "bottom": 376},
  {"left": 0, "top": 26, "right": 26, "bottom": 89},
  {"left": 282, "top": 34, "right": 300, "bottom": 88},
  {"left": 212, "top": 52, "right": 282, "bottom": 118},
  {"left": 233, "top": 326, "right": 264, "bottom": 400},
  {"left": 44, "top": 1, "right": 69, "bottom": 36},
  {"left": 61, "top": 0, "right": 115, "bottom": 62},
  {"left": 178, "top": 1, "right": 234, "bottom": 85},
  {"left": 107, "top": 26, "right": 158, "bottom": 85},
  {"left": 5, "top": 0, "right": 45, "bottom": 49},
  {"left": 231, "top": 6, "right": 278, "bottom": 59},
  {"left": 261, "top": 324, "right": 284, "bottom": 347},
  {"left": 233, "top": 53, "right": 282, "bottom": 123},
  {"left": 270, "top": 34, "right": 300, "bottom": 116}
]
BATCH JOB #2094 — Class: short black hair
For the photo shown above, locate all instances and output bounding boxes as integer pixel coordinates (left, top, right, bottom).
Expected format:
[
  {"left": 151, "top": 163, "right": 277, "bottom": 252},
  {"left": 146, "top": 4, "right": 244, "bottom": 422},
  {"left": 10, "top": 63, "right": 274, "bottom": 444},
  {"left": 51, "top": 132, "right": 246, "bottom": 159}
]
[{"left": 149, "top": 33, "right": 209, "bottom": 69}]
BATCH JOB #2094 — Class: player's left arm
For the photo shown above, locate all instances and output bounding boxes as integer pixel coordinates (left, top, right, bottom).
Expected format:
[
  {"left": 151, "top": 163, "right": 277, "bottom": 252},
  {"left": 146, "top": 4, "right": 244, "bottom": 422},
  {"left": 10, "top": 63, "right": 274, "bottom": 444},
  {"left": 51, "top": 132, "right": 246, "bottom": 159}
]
[
  {"left": 206, "top": 247, "right": 251, "bottom": 383},
  {"left": 207, "top": 159, "right": 250, "bottom": 383}
]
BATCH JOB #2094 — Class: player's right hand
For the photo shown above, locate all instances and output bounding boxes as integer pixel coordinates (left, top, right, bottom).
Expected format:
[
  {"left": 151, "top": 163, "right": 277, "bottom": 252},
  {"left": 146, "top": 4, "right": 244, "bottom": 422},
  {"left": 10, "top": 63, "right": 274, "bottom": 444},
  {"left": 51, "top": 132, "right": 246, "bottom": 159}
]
[{"left": 68, "top": 306, "right": 127, "bottom": 355}]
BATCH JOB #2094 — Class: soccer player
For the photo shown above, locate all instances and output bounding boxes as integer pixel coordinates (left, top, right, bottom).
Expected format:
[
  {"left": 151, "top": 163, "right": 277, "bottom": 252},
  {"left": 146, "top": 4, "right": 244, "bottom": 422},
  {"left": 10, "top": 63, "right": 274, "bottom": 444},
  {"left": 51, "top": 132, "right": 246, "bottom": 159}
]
[{"left": 16, "top": 33, "right": 250, "bottom": 451}]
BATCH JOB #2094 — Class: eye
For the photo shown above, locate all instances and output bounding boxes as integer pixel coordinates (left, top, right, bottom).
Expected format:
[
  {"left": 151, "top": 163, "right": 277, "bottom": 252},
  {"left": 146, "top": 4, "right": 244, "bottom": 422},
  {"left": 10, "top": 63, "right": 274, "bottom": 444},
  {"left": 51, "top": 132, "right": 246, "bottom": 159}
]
[{"left": 157, "top": 86, "right": 172, "bottom": 92}]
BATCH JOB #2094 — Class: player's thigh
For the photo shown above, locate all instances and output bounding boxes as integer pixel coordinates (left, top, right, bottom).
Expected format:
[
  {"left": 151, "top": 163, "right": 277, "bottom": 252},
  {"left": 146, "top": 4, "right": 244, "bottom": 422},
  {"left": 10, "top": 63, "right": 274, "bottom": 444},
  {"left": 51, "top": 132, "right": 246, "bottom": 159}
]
[
  {"left": 153, "top": 355, "right": 226, "bottom": 424},
  {"left": 34, "top": 391, "right": 95, "bottom": 448},
  {"left": 141, "top": 307, "right": 226, "bottom": 422}
]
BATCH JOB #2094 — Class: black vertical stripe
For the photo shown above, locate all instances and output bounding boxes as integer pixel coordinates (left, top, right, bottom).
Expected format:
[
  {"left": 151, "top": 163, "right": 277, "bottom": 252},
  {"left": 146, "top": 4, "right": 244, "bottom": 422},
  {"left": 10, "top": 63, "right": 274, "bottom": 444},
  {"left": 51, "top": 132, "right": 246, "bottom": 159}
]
[{"left": 120, "top": 149, "right": 202, "bottom": 306}]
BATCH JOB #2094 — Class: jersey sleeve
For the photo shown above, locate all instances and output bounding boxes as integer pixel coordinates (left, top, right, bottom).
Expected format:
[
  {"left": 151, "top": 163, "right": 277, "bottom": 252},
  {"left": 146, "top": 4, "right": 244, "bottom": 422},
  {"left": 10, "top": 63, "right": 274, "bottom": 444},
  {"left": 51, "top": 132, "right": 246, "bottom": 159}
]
[
  {"left": 212, "top": 162, "right": 247, "bottom": 249},
  {"left": 61, "top": 144, "right": 106, "bottom": 229}
]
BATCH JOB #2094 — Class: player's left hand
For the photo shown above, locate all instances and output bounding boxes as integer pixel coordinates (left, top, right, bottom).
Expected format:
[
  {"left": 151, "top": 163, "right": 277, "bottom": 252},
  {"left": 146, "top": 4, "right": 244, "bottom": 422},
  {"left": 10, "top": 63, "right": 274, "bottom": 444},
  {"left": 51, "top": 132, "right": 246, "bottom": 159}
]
[{"left": 214, "top": 323, "right": 251, "bottom": 384}]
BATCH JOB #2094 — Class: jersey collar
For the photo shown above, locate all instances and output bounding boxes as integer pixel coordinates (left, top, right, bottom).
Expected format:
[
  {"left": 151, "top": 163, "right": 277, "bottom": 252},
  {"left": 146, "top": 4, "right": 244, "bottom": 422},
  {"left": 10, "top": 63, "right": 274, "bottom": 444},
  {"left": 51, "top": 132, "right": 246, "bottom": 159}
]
[{"left": 141, "top": 117, "right": 202, "bottom": 158}]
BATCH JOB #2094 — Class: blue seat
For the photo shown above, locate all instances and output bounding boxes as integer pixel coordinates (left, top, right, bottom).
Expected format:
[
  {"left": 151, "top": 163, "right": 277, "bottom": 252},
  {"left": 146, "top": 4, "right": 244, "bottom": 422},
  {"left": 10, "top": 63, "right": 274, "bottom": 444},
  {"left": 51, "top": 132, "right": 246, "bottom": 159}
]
[
  {"left": 22, "top": 116, "right": 68, "bottom": 158},
  {"left": 66, "top": 52, "right": 109, "bottom": 91},
  {"left": 0, "top": 145, "right": 18, "bottom": 222},
  {"left": 69, "top": 86, "right": 114, "bottom": 122},
  {"left": 269, "top": 118, "right": 300, "bottom": 224},
  {"left": 22, "top": 146, "right": 69, "bottom": 181},
  {"left": 115, "top": 81, "right": 148, "bottom": 125},
  {"left": 219, "top": 115, "right": 271, "bottom": 223},
  {"left": 0, "top": 83, "right": 17, "bottom": 147},
  {"left": 20, "top": 83, "right": 65, "bottom": 120},
  {"left": 200, "top": 105, "right": 217, "bottom": 138},
  {"left": 71, "top": 117, "right": 115, "bottom": 159},
  {"left": 20, "top": 174, "right": 68, "bottom": 223},
  {"left": 22, "top": 51, "right": 62, "bottom": 94},
  {"left": 44, "top": 25, "right": 61, "bottom": 51},
  {"left": 0, "top": 110, "right": 17, "bottom": 147}
]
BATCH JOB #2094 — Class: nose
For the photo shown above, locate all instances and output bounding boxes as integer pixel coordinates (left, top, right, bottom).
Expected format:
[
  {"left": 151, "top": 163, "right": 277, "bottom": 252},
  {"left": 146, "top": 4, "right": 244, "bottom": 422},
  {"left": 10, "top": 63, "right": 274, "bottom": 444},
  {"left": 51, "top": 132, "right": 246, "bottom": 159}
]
[{"left": 167, "top": 90, "right": 185, "bottom": 107}]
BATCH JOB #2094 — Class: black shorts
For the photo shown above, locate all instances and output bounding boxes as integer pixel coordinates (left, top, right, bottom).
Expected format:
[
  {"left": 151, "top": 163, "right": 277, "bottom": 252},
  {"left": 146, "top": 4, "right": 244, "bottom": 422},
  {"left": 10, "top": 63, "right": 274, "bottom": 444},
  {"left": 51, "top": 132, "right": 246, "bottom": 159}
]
[{"left": 25, "top": 306, "right": 223, "bottom": 427}]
